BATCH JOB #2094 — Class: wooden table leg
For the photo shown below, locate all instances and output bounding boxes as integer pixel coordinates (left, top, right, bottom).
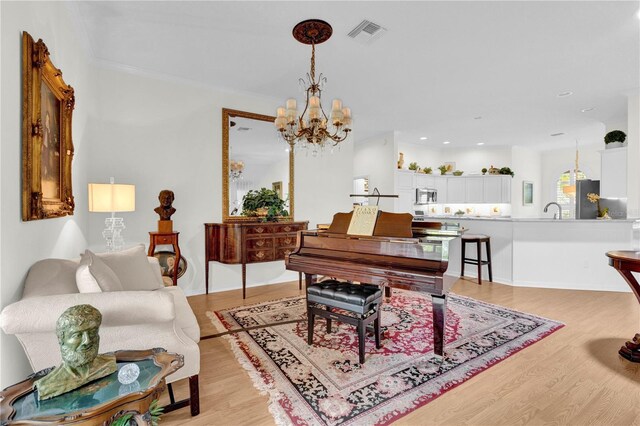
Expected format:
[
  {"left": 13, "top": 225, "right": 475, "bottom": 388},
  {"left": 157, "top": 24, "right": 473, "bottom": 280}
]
[
  {"left": 613, "top": 268, "right": 640, "bottom": 362},
  {"left": 205, "top": 261, "right": 209, "bottom": 295},
  {"left": 431, "top": 295, "right": 447, "bottom": 357},
  {"left": 242, "top": 263, "right": 247, "bottom": 299}
]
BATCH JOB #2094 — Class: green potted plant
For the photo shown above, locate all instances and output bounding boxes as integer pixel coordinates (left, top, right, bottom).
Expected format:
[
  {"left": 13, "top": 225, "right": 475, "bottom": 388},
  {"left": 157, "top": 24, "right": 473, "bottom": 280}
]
[
  {"left": 604, "top": 130, "right": 627, "bottom": 149},
  {"left": 241, "top": 188, "right": 289, "bottom": 221},
  {"left": 499, "top": 167, "right": 514, "bottom": 177},
  {"left": 423, "top": 166, "right": 433, "bottom": 174},
  {"left": 408, "top": 162, "right": 419, "bottom": 172},
  {"left": 438, "top": 165, "right": 448, "bottom": 175}
]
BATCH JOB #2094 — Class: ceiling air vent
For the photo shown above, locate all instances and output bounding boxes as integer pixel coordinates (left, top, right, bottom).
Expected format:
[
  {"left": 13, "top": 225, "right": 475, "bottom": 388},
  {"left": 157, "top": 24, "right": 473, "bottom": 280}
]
[
  {"left": 347, "top": 20, "right": 387, "bottom": 45},
  {"left": 237, "top": 127, "right": 251, "bottom": 132}
]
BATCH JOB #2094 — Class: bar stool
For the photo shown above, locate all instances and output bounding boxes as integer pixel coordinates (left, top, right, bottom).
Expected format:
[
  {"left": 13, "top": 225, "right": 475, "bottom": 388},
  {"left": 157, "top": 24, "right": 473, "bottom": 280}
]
[{"left": 461, "top": 234, "right": 493, "bottom": 285}]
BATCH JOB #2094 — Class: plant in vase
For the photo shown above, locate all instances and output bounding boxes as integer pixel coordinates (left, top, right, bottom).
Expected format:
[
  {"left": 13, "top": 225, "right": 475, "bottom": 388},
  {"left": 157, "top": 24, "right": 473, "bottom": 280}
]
[
  {"left": 438, "top": 165, "right": 448, "bottom": 175},
  {"left": 586, "top": 192, "right": 610, "bottom": 219},
  {"left": 242, "top": 188, "right": 289, "bottom": 222},
  {"left": 604, "top": 130, "right": 626, "bottom": 149},
  {"left": 423, "top": 166, "right": 433, "bottom": 174},
  {"left": 408, "top": 162, "right": 419, "bottom": 172}
]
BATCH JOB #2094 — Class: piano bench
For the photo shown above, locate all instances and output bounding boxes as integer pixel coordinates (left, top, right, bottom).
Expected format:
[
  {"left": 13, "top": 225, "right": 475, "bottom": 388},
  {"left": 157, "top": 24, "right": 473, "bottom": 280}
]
[{"left": 306, "top": 280, "right": 383, "bottom": 364}]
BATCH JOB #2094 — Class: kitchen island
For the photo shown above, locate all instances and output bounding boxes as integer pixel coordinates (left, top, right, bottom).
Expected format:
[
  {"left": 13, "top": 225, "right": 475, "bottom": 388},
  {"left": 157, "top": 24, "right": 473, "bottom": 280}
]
[{"left": 419, "top": 217, "right": 636, "bottom": 292}]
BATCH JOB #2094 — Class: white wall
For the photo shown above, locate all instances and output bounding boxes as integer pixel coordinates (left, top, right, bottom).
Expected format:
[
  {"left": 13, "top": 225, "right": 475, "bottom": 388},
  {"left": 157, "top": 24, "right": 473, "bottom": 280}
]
[
  {"left": 511, "top": 146, "right": 542, "bottom": 218},
  {"left": 88, "top": 66, "right": 354, "bottom": 295},
  {"left": 626, "top": 91, "right": 639, "bottom": 218},
  {"left": 354, "top": 132, "right": 396, "bottom": 211},
  {"left": 1, "top": 2, "right": 93, "bottom": 388}
]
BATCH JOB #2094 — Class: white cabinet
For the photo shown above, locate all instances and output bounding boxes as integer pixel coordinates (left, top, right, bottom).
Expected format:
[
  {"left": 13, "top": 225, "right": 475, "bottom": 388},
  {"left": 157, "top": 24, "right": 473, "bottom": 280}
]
[
  {"left": 447, "top": 178, "right": 466, "bottom": 203},
  {"left": 416, "top": 174, "right": 435, "bottom": 189},
  {"left": 433, "top": 176, "right": 447, "bottom": 203},
  {"left": 501, "top": 176, "right": 511, "bottom": 203},
  {"left": 600, "top": 148, "right": 627, "bottom": 198},
  {"left": 465, "top": 177, "right": 484, "bottom": 203},
  {"left": 395, "top": 189, "right": 414, "bottom": 213},
  {"left": 484, "top": 177, "right": 502, "bottom": 203},
  {"left": 395, "top": 171, "right": 414, "bottom": 190}
]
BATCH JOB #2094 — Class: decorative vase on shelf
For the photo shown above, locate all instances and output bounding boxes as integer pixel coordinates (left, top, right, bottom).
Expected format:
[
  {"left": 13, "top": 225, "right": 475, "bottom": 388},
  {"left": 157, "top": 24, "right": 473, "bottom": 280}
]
[{"left": 397, "top": 152, "right": 405, "bottom": 169}]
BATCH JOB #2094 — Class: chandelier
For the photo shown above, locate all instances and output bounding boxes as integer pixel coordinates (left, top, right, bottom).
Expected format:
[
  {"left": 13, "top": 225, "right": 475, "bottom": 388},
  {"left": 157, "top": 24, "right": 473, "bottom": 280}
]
[
  {"left": 229, "top": 160, "right": 244, "bottom": 182},
  {"left": 275, "top": 19, "right": 352, "bottom": 155}
]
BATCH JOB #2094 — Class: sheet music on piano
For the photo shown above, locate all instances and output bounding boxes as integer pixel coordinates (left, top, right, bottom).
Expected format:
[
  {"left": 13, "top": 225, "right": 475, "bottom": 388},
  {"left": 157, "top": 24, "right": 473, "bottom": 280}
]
[{"left": 346, "top": 205, "right": 379, "bottom": 236}]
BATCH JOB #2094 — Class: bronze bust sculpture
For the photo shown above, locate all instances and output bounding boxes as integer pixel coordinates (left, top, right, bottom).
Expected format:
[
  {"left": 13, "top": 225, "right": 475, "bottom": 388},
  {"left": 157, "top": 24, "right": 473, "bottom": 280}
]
[
  {"left": 34, "top": 305, "right": 117, "bottom": 400},
  {"left": 154, "top": 189, "right": 176, "bottom": 221}
]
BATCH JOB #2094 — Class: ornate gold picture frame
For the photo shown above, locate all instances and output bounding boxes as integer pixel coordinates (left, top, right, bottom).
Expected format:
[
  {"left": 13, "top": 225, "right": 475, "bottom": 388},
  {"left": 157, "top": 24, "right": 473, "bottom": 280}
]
[{"left": 22, "top": 32, "right": 75, "bottom": 221}]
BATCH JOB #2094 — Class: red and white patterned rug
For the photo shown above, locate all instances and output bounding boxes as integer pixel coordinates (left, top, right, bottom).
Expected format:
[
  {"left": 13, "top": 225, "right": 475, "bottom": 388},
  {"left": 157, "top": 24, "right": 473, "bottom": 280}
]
[{"left": 208, "top": 291, "right": 563, "bottom": 425}]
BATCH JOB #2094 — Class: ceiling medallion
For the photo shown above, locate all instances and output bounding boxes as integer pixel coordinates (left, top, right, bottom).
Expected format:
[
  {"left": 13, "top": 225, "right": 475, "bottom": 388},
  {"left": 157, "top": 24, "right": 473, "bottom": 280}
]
[{"left": 275, "top": 19, "right": 352, "bottom": 156}]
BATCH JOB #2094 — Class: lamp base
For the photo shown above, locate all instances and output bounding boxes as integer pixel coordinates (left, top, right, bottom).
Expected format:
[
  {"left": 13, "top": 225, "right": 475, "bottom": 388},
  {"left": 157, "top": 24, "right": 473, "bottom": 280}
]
[
  {"left": 103, "top": 216, "right": 126, "bottom": 251},
  {"left": 158, "top": 220, "right": 173, "bottom": 233}
]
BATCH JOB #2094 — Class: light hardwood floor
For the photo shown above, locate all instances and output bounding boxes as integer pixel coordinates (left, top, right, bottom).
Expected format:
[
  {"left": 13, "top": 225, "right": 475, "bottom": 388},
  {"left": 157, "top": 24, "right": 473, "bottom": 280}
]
[{"left": 161, "top": 279, "right": 640, "bottom": 425}]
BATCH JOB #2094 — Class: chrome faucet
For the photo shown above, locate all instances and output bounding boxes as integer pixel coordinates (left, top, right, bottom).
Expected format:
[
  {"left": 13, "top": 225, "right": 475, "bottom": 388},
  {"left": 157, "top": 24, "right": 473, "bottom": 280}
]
[{"left": 544, "top": 202, "right": 563, "bottom": 220}]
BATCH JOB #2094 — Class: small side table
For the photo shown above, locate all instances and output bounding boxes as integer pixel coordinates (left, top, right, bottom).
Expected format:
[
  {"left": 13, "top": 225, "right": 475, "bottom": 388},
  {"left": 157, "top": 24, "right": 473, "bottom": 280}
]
[
  {"left": 148, "top": 232, "right": 180, "bottom": 286},
  {"left": 0, "top": 348, "right": 183, "bottom": 425},
  {"left": 606, "top": 250, "right": 640, "bottom": 362}
]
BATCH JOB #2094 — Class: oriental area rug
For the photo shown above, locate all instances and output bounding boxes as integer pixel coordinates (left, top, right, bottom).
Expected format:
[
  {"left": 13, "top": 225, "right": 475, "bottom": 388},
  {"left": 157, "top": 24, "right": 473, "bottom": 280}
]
[{"left": 207, "top": 291, "right": 563, "bottom": 426}]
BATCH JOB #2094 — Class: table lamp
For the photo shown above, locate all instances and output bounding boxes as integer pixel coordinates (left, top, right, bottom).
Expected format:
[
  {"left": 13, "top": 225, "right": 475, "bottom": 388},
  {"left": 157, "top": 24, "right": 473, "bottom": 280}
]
[{"left": 88, "top": 178, "right": 135, "bottom": 251}]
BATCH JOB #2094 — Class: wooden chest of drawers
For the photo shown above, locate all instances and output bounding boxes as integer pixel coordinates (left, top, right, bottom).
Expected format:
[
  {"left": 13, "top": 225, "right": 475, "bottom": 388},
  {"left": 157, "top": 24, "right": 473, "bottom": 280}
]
[{"left": 204, "top": 221, "right": 308, "bottom": 298}]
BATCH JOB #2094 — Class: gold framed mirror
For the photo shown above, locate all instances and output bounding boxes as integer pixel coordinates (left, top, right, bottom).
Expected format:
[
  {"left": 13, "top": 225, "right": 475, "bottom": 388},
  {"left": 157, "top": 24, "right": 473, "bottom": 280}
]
[{"left": 222, "top": 108, "right": 294, "bottom": 223}]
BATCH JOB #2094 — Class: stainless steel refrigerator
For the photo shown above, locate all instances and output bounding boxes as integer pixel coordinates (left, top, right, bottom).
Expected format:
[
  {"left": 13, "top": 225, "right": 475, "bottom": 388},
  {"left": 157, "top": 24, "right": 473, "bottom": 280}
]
[{"left": 576, "top": 179, "right": 600, "bottom": 219}]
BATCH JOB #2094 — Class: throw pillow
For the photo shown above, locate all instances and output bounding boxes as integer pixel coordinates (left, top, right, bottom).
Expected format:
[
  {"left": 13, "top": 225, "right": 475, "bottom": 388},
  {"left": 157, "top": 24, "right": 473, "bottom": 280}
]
[
  {"left": 76, "top": 250, "right": 124, "bottom": 293},
  {"left": 96, "top": 244, "right": 163, "bottom": 291}
]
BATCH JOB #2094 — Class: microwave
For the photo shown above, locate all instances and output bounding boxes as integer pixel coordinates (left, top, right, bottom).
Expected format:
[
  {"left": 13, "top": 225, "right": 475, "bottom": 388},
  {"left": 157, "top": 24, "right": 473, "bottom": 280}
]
[{"left": 416, "top": 188, "right": 437, "bottom": 205}]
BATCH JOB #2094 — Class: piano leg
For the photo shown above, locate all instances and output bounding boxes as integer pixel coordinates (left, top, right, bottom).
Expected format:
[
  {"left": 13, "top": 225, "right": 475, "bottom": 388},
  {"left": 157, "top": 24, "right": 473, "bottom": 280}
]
[
  {"left": 431, "top": 295, "right": 447, "bottom": 358},
  {"left": 384, "top": 286, "right": 392, "bottom": 298},
  {"left": 307, "top": 309, "right": 315, "bottom": 345},
  {"left": 305, "top": 273, "right": 315, "bottom": 288}
]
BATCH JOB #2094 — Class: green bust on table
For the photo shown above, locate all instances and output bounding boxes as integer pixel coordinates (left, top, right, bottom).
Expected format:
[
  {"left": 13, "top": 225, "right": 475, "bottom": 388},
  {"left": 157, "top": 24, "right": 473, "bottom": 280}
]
[{"left": 34, "top": 304, "right": 117, "bottom": 400}]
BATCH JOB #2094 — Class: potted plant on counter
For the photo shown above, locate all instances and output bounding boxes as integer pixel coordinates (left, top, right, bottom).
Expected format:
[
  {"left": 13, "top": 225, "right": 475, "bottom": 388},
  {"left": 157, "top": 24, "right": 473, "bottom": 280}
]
[
  {"left": 242, "top": 188, "right": 289, "bottom": 222},
  {"left": 438, "top": 165, "right": 448, "bottom": 175},
  {"left": 408, "top": 162, "right": 419, "bottom": 172},
  {"left": 423, "top": 166, "right": 433, "bottom": 174},
  {"left": 604, "top": 130, "right": 627, "bottom": 149}
]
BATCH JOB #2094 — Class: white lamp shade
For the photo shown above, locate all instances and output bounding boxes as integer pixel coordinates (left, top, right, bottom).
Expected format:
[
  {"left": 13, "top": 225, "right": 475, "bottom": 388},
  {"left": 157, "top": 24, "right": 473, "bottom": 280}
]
[{"left": 88, "top": 183, "right": 136, "bottom": 212}]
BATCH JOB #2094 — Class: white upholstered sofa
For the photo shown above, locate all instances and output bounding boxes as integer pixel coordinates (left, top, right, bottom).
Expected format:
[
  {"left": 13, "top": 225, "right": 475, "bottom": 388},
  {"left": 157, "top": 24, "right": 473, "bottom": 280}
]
[{"left": 0, "top": 245, "right": 200, "bottom": 416}]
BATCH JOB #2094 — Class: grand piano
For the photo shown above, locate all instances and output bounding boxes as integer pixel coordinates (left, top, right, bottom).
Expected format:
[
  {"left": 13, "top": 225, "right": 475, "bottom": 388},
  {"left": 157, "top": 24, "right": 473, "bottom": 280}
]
[{"left": 285, "top": 212, "right": 464, "bottom": 357}]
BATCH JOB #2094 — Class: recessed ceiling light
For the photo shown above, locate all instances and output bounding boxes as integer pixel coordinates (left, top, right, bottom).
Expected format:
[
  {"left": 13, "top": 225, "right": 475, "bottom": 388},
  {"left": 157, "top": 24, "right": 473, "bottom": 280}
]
[
  {"left": 551, "top": 132, "right": 565, "bottom": 137},
  {"left": 443, "top": 141, "right": 450, "bottom": 145},
  {"left": 420, "top": 136, "right": 428, "bottom": 140},
  {"left": 477, "top": 142, "right": 485, "bottom": 146},
  {"left": 474, "top": 116, "right": 482, "bottom": 120},
  {"left": 581, "top": 107, "right": 595, "bottom": 113},
  {"left": 557, "top": 91, "right": 573, "bottom": 98}
]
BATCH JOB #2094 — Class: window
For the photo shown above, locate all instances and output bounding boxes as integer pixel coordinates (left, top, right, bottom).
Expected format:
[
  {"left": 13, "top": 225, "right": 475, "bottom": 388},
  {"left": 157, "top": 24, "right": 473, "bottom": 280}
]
[{"left": 556, "top": 170, "right": 587, "bottom": 219}]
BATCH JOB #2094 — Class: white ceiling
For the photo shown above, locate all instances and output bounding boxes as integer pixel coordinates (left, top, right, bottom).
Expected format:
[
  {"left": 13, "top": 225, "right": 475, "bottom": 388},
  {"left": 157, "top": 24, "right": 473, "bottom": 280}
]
[{"left": 70, "top": 1, "right": 640, "bottom": 149}]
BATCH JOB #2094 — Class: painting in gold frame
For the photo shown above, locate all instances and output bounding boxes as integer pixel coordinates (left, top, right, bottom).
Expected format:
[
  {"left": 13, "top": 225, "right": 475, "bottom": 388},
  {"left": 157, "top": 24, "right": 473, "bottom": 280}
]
[{"left": 22, "top": 32, "right": 75, "bottom": 221}]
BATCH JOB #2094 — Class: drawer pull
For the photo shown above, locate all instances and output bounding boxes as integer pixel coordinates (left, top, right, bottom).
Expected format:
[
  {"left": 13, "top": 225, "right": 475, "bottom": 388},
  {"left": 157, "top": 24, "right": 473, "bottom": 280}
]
[
  {"left": 283, "top": 226, "right": 292, "bottom": 232},
  {"left": 283, "top": 238, "right": 292, "bottom": 245},
  {"left": 256, "top": 240, "right": 265, "bottom": 247},
  {"left": 256, "top": 227, "right": 265, "bottom": 233},
  {"left": 256, "top": 251, "right": 265, "bottom": 259}
]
